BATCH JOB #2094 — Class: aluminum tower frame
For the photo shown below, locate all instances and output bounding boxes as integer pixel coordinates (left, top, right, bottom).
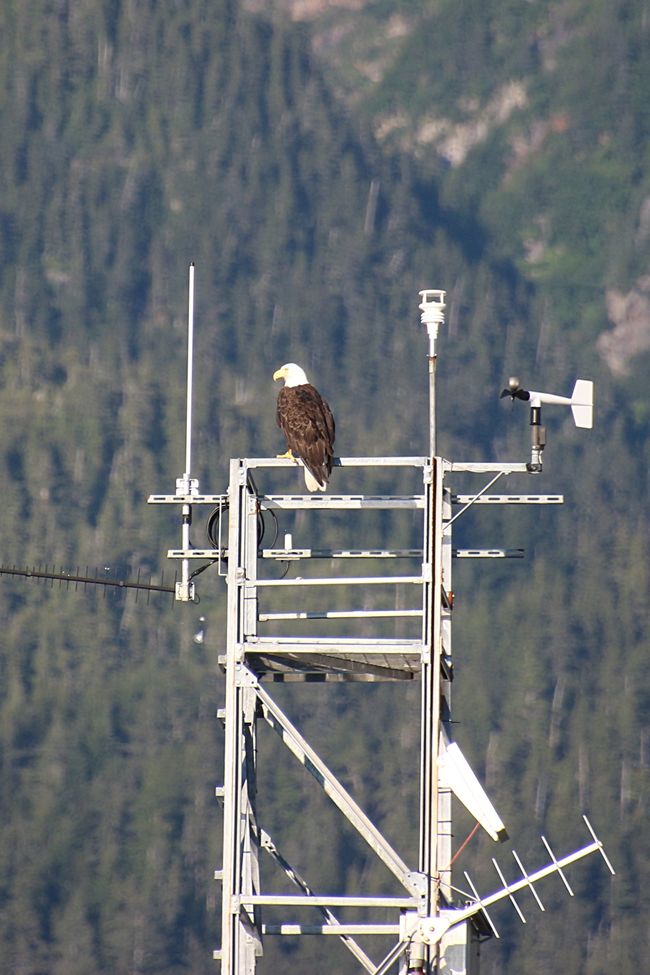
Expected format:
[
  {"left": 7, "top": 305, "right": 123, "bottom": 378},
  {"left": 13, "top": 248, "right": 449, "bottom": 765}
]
[
  {"left": 146, "top": 276, "right": 611, "bottom": 974},
  {"left": 213, "top": 454, "right": 561, "bottom": 974}
]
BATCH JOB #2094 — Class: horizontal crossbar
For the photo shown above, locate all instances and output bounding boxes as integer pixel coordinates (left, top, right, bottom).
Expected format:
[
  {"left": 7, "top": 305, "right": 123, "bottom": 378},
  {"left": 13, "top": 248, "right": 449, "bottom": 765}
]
[
  {"left": 244, "top": 638, "right": 424, "bottom": 654},
  {"left": 454, "top": 549, "right": 525, "bottom": 559},
  {"left": 251, "top": 575, "right": 424, "bottom": 588},
  {"left": 262, "top": 548, "right": 423, "bottom": 560},
  {"left": 245, "top": 456, "right": 428, "bottom": 469},
  {"left": 244, "top": 895, "right": 416, "bottom": 908},
  {"left": 258, "top": 609, "right": 422, "bottom": 621},
  {"left": 452, "top": 494, "right": 563, "bottom": 505},
  {"left": 167, "top": 549, "right": 222, "bottom": 558},
  {"left": 447, "top": 462, "right": 530, "bottom": 473},
  {"left": 262, "top": 923, "right": 401, "bottom": 936},
  {"left": 148, "top": 493, "right": 226, "bottom": 505},
  {"left": 259, "top": 495, "right": 426, "bottom": 510}
]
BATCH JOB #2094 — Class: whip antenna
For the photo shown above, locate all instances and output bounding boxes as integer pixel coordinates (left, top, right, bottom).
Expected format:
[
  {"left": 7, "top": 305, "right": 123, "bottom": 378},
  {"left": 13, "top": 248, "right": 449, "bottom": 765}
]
[
  {"left": 176, "top": 263, "right": 199, "bottom": 601},
  {"left": 185, "top": 262, "right": 195, "bottom": 479},
  {"left": 147, "top": 264, "right": 228, "bottom": 602}
]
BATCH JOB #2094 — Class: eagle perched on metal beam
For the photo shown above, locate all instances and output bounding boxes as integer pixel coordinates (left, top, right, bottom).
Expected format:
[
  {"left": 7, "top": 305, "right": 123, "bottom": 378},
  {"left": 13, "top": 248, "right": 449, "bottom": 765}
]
[{"left": 273, "top": 363, "right": 335, "bottom": 492}]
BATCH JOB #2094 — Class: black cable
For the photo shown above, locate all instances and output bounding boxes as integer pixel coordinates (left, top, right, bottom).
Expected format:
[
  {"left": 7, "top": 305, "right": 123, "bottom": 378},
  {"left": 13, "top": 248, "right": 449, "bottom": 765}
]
[
  {"left": 206, "top": 501, "right": 230, "bottom": 568},
  {"left": 189, "top": 560, "right": 217, "bottom": 581},
  {"left": 262, "top": 506, "right": 280, "bottom": 550}
]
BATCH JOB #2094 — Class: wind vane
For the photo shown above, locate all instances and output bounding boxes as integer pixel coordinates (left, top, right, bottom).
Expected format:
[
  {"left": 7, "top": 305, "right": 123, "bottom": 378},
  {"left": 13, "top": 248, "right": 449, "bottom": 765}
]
[{"left": 501, "top": 376, "right": 594, "bottom": 471}]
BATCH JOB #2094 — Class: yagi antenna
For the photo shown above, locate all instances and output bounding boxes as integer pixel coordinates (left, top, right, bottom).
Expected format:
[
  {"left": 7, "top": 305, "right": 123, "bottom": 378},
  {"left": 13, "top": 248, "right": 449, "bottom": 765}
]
[
  {"left": 0, "top": 563, "right": 176, "bottom": 600},
  {"left": 415, "top": 816, "right": 614, "bottom": 950},
  {"left": 501, "top": 377, "right": 594, "bottom": 472}
]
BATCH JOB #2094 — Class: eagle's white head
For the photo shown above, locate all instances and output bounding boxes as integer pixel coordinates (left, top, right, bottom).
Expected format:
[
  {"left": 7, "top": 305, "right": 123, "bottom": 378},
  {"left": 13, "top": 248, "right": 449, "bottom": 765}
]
[{"left": 273, "top": 363, "right": 309, "bottom": 387}]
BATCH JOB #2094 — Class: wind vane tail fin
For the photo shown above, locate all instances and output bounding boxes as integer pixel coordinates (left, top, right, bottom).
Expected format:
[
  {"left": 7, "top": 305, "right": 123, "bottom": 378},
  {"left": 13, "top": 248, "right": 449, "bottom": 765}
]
[{"left": 570, "top": 380, "right": 594, "bottom": 428}]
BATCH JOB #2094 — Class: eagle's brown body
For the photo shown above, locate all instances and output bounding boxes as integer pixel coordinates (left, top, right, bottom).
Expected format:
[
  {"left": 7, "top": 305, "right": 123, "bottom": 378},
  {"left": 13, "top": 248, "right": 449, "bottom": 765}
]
[{"left": 274, "top": 364, "right": 335, "bottom": 491}]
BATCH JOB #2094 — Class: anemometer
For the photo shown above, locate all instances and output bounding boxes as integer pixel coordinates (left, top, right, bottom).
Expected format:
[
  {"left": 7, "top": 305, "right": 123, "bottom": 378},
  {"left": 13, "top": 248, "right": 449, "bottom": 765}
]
[{"left": 501, "top": 376, "right": 594, "bottom": 471}]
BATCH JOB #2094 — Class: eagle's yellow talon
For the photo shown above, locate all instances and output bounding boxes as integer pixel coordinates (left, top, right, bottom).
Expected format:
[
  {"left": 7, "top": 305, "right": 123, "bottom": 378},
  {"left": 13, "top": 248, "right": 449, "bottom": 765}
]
[{"left": 276, "top": 449, "right": 295, "bottom": 461}]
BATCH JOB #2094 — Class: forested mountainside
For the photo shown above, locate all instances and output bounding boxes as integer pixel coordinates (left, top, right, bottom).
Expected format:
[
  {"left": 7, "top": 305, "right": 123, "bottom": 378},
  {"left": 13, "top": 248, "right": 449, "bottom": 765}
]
[
  {"left": 0, "top": 2, "right": 647, "bottom": 974},
  {"left": 260, "top": 0, "right": 650, "bottom": 388}
]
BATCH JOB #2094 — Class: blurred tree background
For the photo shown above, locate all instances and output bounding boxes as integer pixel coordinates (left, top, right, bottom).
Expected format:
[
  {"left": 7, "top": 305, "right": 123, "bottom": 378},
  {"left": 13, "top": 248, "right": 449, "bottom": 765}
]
[{"left": 0, "top": 1, "right": 648, "bottom": 972}]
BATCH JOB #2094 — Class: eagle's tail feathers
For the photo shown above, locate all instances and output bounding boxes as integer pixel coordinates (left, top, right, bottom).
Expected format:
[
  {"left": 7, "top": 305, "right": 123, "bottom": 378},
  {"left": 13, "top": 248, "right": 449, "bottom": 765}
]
[{"left": 303, "top": 467, "right": 327, "bottom": 492}]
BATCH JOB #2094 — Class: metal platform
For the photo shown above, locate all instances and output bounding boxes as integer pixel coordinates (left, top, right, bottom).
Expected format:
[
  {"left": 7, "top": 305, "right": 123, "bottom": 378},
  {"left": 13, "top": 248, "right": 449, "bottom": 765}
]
[
  {"left": 222, "top": 455, "right": 435, "bottom": 684},
  {"left": 206, "top": 456, "right": 560, "bottom": 685},
  {"left": 230, "top": 637, "right": 424, "bottom": 682}
]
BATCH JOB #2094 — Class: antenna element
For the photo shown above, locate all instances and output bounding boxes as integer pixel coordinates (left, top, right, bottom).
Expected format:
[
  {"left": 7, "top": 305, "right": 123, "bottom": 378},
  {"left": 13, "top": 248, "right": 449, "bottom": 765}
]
[{"left": 177, "top": 263, "right": 198, "bottom": 601}]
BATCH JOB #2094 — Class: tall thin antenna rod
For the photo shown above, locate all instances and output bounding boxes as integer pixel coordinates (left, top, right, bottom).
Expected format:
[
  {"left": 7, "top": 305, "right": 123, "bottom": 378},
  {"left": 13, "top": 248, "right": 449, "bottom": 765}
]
[
  {"left": 185, "top": 262, "right": 195, "bottom": 479},
  {"left": 175, "top": 263, "right": 197, "bottom": 602}
]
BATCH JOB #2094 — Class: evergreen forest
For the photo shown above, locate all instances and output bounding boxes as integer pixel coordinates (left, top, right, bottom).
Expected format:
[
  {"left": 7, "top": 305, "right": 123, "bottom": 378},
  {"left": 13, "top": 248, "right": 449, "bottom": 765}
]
[{"left": 0, "top": 1, "right": 648, "bottom": 973}]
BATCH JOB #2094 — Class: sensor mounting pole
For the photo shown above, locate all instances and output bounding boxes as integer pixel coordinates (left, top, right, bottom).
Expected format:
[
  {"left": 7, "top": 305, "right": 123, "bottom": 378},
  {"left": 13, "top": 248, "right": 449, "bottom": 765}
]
[
  {"left": 419, "top": 290, "right": 446, "bottom": 459},
  {"left": 527, "top": 404, "right": 546, "bottom": 473},
  {"left": 416, "top": 288, "right": 447, "bottom": 975}
]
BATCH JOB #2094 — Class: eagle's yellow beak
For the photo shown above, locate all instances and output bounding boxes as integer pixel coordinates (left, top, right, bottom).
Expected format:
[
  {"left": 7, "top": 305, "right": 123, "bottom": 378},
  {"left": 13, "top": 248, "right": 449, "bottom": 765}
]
[{"left": 273, "top": 367, "right": 285, "bottom": 381}]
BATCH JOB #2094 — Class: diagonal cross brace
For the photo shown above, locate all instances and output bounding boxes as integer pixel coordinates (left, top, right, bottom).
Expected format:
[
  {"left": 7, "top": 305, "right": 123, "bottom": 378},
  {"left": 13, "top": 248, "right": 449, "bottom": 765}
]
[
  {"left": 249, "top": 668, "right": 418, "bottom": 895},
  {"left": 260, "top": 829, "right": 376, "bottom": 973}
]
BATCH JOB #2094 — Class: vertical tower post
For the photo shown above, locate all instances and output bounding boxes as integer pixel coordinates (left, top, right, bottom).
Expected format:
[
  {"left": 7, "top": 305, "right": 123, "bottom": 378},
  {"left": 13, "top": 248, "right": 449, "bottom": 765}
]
[
  {"left": 415, "top": 290, "right": 446, "bottom": 974},
  {"left": 220, "top": 461, "right": 264, "bottom": 975}
]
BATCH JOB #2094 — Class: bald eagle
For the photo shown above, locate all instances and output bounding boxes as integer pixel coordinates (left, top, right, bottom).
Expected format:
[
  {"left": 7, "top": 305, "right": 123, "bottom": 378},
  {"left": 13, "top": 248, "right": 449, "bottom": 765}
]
[{"left": 273, "top": 363, "right": 335, "bottom": 492}]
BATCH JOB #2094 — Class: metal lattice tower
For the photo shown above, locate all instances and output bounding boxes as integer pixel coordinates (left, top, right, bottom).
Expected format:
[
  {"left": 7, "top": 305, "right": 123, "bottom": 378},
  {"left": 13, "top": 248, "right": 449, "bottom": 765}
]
[
  {"left": 210, "top": 453, "right": 568, "bottom": 975},
  {"left": 148, "top": 277, "right": 611, "bottom": 975}
]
